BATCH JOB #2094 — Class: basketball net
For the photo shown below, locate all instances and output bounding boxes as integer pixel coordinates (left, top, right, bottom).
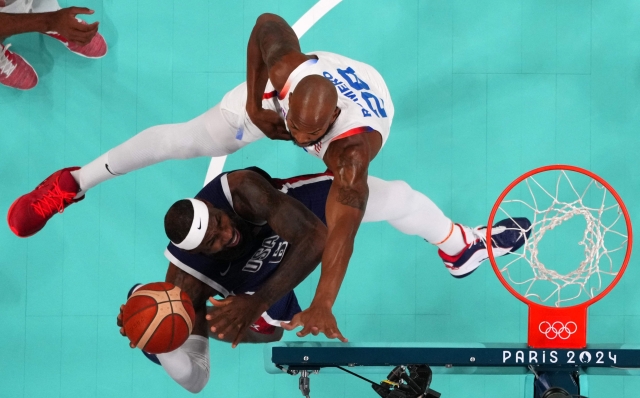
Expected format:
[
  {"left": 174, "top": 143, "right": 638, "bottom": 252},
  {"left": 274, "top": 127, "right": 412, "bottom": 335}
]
[
  {"left": 488, "top": 165, "right": 632, "bottom": 349},
  {"left": 500, "top": 171, "right": 628, "bottom": 307}
]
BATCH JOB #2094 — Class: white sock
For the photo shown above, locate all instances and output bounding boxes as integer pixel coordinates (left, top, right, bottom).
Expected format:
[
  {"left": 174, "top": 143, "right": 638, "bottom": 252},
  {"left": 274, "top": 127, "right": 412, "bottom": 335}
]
[
  {"left": 70, "top": 153, "right": 111, "bottom": 198},
  {"left": 436, "top": 224, "right": 475, "bottom": 256}
]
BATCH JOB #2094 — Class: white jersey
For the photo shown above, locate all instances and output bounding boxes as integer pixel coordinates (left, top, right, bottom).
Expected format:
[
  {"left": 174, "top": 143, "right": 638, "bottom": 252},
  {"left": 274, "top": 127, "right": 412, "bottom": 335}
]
[{"left": 263, "top": 51, "right": 394, "bottom": 159}]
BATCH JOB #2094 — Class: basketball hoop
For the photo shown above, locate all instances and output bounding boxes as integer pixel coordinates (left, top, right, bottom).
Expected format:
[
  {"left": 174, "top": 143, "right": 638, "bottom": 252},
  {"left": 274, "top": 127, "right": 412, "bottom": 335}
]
[{"left": 487, "top": 165, "right": 632, "bottom": 349}]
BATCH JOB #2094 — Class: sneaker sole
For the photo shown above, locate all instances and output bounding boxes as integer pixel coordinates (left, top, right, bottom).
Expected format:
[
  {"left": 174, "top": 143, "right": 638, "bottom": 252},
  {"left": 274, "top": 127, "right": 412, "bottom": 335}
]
[
  {"left": 448, "top": 246, "right": 512, "bottom": 278},
  {"left": 45, "top": 33, "right": 108, "bottom": 59}
]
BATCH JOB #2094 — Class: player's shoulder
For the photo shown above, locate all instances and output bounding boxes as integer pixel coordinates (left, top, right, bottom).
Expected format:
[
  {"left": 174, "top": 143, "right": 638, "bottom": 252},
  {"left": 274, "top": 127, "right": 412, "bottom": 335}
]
[
  {"left": 310, "top": 51, "right": 362, "bottom": 66},
  {"left": 226, "top": 167, "right": 274, "bottom": 193}
]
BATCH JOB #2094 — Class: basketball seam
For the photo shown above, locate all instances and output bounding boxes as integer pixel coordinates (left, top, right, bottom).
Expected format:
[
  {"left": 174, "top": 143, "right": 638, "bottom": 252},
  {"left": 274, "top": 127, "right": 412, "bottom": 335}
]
[
  {"left": 122, "top": 302, "right": 159, "bottom": 332},
  {"left": 126, "top": 286, "right": 192, "bottom": 352},
  {"left": 123, "top": 298, "right": 184, "bottom": 327},
  {"left": 139, "top": 289, "right": 172, "bottom": 352},
  {"left": 168, "top": 296, "right": 176, "bottom": 352},
  {"left": 123, "top": 297, "right": 183, "bottom": 330}
]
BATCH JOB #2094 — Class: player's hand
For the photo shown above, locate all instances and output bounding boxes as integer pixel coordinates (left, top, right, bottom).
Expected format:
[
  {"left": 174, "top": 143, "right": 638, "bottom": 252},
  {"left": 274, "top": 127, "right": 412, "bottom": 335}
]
[
  {"left": 247, "top": 108, "right": 291, "bottom": 141},
  {"left": 47, "top": 7, "right": 99, "bottom": 45},
  {"left": 116, "top": 304, "right": 135, "bottom": 348},
  {"left": 206, "top": 295, "right": 268, "bottom": 348},
  {"left": 281, "top": 304, "right": 348, "bottom": 342}
]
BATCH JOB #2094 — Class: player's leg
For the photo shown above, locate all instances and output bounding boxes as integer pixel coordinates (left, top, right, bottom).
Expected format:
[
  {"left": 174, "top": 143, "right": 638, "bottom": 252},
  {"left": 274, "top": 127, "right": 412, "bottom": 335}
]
[
  {"left": 7, "top": 84, "right": 263, "bottom": 237},
  {"left": 30, "top": 0, "right": 58, "bottom": 12},
  {"left": 364, "top": 176, "right": 530, "bottom": 278},
  {"left": 0, "top": 0, "right": 33, "bottom": 13},
  {"left": 72, "top": 104, "right": 248, "bottom": 195},
  {"left": 363, "top": 176, "right": 466, "bottom": 249}
]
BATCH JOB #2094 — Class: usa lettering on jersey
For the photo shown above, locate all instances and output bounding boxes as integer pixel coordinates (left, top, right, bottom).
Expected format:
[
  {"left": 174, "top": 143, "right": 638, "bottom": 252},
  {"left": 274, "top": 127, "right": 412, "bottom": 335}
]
[{"left": 242, "top": 235, "right": 289, "bottom": 273}]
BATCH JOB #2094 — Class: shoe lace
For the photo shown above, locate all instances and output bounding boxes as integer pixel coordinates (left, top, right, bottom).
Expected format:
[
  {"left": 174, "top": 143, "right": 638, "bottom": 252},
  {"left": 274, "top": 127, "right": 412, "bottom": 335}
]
[
  {"left": 468, "top": 225, "right": 506, "bottom": 248},
  {"left": 0, "top": 44, "right": 17, "bottom": 76},
  {"left": 31, "top": 182, "right": 76, "bottom": 218}
]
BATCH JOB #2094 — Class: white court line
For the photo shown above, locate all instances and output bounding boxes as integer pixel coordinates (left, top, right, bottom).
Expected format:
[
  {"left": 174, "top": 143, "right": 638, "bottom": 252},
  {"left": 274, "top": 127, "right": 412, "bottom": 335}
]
[{"left": 203, "top": 0, "right": 343, "bottom": 186}]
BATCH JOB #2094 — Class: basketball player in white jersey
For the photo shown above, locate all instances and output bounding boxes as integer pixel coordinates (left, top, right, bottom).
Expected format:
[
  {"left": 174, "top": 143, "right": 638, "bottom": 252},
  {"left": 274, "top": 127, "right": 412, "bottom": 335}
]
[{"left": 9, "top": 13, "right": 512, "bottom": 342}]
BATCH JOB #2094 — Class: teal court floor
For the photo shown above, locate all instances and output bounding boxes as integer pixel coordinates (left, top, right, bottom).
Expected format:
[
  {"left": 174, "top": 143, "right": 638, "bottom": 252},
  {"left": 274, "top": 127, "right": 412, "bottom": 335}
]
[{"left": 1, "top": 0, "right": 640, "bottom": 396}]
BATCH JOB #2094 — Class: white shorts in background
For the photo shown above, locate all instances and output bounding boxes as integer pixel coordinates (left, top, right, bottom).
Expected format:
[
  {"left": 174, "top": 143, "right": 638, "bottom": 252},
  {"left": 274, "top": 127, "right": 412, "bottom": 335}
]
[{"left": 0, "top": 0, "right": 59, "bottom": 15}]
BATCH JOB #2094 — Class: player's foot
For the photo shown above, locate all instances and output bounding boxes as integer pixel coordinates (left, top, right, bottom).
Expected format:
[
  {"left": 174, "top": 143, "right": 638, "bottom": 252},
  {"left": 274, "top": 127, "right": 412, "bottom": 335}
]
[
  {"left": 7, "top": 167, "right": 83, "bottom": 237},
  {"left": 0, "top": 44, "right": 38, "bottom": 90},
  {"left": 46, "top": 27, "right": 107, "bottom": 59},
  {"left": 127, "top": 283, "right": 161, "bottom": 365},
  {"left": 439, "top": 217, "right": 531, "bottom": 278}
]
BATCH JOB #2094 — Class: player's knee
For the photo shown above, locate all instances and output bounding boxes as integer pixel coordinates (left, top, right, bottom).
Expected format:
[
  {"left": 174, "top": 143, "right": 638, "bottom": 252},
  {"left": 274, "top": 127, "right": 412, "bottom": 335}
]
[{"left": 273, "top": 327, "right": 284, "bottom": 342}]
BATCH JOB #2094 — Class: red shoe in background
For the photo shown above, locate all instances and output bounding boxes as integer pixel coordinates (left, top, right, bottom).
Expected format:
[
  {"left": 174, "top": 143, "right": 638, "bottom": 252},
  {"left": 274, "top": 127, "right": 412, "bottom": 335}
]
[
  {"left": 46, "top": 26, "right": 107, "bottom": 59},
  {"left": 8, "top": 167, "right": 83, "bottom": 237},
  {"left": 0, "top": 44, "right": 38, "bottom": 90}
]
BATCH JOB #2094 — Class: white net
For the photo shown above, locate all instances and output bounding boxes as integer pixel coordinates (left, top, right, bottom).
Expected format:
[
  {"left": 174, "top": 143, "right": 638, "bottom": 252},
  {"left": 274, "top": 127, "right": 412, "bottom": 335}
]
[{"left": 495, "top": 169, "right": 629, "bottom": 308}]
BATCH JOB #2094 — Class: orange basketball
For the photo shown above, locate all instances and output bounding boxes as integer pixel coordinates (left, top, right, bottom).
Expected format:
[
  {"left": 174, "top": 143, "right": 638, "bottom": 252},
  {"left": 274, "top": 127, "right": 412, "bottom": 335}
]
[{"left": 122, "top": 282, "right": 196, "bottom": 354}]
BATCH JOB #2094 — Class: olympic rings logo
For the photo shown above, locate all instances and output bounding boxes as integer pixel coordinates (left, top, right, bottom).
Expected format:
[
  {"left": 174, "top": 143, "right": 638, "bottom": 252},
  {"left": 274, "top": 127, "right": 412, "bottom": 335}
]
[{"left": 539, "top": 321, "right": 578, "bottom": 340}]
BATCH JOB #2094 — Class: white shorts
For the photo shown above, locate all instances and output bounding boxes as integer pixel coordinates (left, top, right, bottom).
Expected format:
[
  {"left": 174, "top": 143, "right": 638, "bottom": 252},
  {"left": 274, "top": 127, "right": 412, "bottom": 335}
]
[{"left": 218, "top": 82, "right": 270, "bottom": 145}]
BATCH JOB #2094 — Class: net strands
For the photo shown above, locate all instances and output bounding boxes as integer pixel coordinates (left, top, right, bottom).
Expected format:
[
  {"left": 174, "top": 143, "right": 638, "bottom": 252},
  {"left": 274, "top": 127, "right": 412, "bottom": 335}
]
[{"left": 497, "top": 170, "right": 628, "bottom": 307}]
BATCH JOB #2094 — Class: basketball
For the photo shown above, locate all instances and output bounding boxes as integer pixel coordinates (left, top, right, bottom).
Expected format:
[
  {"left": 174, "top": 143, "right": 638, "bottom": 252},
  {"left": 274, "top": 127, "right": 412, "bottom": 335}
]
[{"left": 122, "top": 282, "right": 196, "bottom": 354}]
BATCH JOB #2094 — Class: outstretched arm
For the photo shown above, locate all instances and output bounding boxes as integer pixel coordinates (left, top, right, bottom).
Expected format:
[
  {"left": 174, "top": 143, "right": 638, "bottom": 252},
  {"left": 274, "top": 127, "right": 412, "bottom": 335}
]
[
  {"left": 204, "top": 170, "right": 327, "bottom": 346},
  {"left": 283, "top": 134, "right": 376, "bottom": 341},
  {"left": 0, "top": 8, "right": 98, "bottom": 44},
  {"left": 246, "top": 13, "right": 308, "bottom": 140}
]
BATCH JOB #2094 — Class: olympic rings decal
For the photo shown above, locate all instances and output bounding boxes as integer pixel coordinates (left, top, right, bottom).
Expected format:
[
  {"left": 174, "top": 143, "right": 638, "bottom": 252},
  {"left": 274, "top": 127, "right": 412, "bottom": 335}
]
[{"left": 539, "top": 321, "right": 578, "bottom": 340}]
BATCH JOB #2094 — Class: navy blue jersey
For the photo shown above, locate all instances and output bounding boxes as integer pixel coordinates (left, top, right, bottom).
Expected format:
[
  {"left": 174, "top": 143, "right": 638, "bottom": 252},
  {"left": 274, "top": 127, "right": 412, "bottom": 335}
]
[{"left": 165, "top": 167, "right": 333, "bottom": 327}]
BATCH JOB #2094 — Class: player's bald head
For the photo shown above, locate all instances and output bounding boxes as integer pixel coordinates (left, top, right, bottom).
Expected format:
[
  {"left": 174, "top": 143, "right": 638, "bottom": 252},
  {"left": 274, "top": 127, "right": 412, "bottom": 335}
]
[{"left": 287, "top": 75, "right": 339, "bottom": 147}]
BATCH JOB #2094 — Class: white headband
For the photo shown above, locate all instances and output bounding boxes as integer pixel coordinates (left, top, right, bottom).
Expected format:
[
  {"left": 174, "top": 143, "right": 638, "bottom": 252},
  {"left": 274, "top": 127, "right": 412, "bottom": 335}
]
[{"left": 172, "top": 198, "right": 209, "bottom": 250}]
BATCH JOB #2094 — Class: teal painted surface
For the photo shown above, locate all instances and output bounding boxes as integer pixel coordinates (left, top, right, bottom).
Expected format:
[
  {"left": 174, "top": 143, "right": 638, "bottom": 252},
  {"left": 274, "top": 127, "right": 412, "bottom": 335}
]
[{"left": 1, "top": 0, "right": 639, "bottom": 396}]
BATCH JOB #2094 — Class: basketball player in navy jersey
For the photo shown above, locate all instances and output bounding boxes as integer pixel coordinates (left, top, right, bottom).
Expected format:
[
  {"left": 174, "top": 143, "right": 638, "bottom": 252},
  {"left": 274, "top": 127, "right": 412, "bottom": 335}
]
[
  {"left": 12, "top": 12, "right": 521, "bottom": 343},
  {"left": 116, "top": 167, "right": 529, "bottom": 393}
]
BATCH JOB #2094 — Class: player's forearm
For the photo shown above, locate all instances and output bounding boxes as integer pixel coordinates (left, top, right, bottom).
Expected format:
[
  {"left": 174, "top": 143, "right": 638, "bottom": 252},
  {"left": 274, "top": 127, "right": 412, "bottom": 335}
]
[
  {"left": 232, "top": 170, "right": 328, "bottom": 307},
  {"left": 0, "top": 12, "right": 54, "bottom": 37},
  {"left": 311, "top": 217, "right": 360, "bottom": 308},
  {"left": 246, "top": 17, "right": 270, "bottom": 115}
]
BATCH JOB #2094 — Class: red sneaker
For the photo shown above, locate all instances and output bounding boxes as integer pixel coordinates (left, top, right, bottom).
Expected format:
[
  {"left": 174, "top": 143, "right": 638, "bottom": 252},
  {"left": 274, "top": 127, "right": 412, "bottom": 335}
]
[
  {"left": 8, "top": 167, "right": 83, "bottom": 237},
  {"left": 46, "top": 28, "right": 107, "bottom": 59},
  {"left": 0, "top": 44, "right": 38, "bottom": 90}
]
